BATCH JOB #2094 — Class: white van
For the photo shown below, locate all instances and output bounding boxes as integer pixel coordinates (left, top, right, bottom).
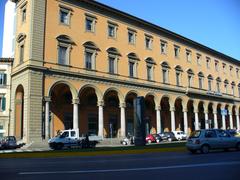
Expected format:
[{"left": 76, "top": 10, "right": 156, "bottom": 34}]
[{"left": 172, "top": 131, "right": 187, "bottom": 141}]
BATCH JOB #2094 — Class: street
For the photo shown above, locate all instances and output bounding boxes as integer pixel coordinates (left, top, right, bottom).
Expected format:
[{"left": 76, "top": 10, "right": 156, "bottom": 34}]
[{"left": 0, "top": 150, "right": 240, "bottom": 180}]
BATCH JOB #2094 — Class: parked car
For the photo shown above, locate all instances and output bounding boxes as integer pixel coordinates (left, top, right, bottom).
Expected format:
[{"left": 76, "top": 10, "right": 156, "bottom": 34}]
[
  {"left": 0, "top": 136, "right": 18, "bottom": 150},
  {"left": 121, "top": 135, "right": 134, "bottom": 145},
  {"left": 226, "top": 129, "right": 240, "bottom": 137},
  {"left": 172, "top": 131, "right": 187, "bottom": 141},
  {"left": 159, "top": 132, "right": 177, "bottom": 142},
  {"left": 146, "top": 134, "right": 161, "bottom": 143},
  {"left": 186, "top": 129, "right": 240, "bottom": 154}
]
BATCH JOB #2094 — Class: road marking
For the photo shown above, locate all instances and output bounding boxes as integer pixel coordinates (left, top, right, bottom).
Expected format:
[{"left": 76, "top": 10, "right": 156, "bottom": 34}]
[{"left": 19, "top": 161, "right": 240, "bottom": 175}]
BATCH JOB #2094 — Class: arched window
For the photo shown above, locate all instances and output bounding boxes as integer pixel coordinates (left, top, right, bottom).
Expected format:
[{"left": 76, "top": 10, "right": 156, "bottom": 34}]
[
  {"left": 207, "top": 75, "right": 213, "bottom": 91},
  {"left": 175, "top": 65, "right": 183, "bottom": 86},
  {"left": 231, "top": 81, "right": 236, "bottom": 96},
  {"left": 216, "top": 77, "right": 221, "bottom": 93},
  {"left": 107, "top": 47, "right": 121, "bottom": 74},
  {"left": 16, "top": 33, "right": 27, "bottom": 64},
  {"left": 198, "top": 72, "right": 204, "bottom": 89},
  {"left": 128, "top": 53, "right": 139, "bottom": 78},
  {"left": 187, "top": 69, "right": 194, "bottom": 87},
  {"left": 224, "top": 79, "right": 229, "bottom": 94},
  {"left": 56, "top": 35, "right": 75, "bottom": 66},
  {"left": 83, "top": 41, "right": 100, "bottom": 70},
  {"left": 145, "top": 57, "right": 156, "bottom": 81},
  {"left": 161, "top": 62, "right": 170, "bottom": 84}
]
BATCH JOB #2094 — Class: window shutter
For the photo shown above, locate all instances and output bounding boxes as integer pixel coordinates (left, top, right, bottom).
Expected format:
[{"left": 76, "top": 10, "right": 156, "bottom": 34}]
[
  {"left": 3, "top": 74, "right": 7, "bottom": 85},
  {"left": 2, "top": 97, "right": 6, "bottom": 111}
]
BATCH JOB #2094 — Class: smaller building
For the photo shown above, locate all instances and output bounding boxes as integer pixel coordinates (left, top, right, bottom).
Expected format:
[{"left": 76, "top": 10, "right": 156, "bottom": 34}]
[{"left": 0, "top": 58, "right": 13, "bottom": 138}]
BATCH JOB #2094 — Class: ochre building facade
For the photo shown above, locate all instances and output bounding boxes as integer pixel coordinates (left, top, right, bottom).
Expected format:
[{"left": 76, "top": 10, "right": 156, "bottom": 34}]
[{"left": 10, "top": 0, "right": 240, "bottom": 142}]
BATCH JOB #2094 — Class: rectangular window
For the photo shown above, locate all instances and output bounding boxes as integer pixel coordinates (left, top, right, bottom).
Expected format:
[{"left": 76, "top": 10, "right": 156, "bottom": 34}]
[
  {"left": 197, "top": 54, "right": 201, "bottom": 65},
  {"left": 109, "top": 57, "right": 115, "bottom": 74},
  {"left": 60, "top": 9, "right": 69, "bottom": 25},
  {"left": 230, "top": 66, "right": 233, "bottom": 76},
  {"left": 58, "top": 46, "right": 68, "bottom": 65},
  {"left": 85, "top": 51, "right": 93, "bottom": 69},
  {"left": 0, "top": 73, "right": 7, "bottom": 85},
  {"left": 208, "top": 80, "right": 212, "bottom": 91},
  {"left": 147, "top": 65, "right": 153, "bottom": 81},
  {"left": 186, "top": 50, "right": 191, "bottom": 62},
  {"left": 0, "top": 96, "right": 6, "bottom": 111},
  {"left": 19, "top": 44, "right": 24, "bottom": 63},
  {"left": 215, "top": 60, "right": 219, "bottom": 71},
  {"left": 206, "top": 57, "right": 211, "bottom": 69},
  {"left": 174, "top": 45, "right": 180, "bottom": 58},
  {"left": 22, "top": 8, "right": 26, "bottom": 22},
  {"left": 129, "top": 61, "right": 135, "bottom": 78},
  {"left": 236, "top": 68, "right": 239, "bottom": 78},
  {"left": 176, "top": 72, "right": 180, "bottom": 86},
  {"left": 108, "top": 24, "right": 116, "bottom": 38},
  {"left": 199, "top": 77, "right": 203, "bottom": 89},
  {"left": 232, "top": 85, "right": 235, "bottom": 96},
  {"left": 216, "top": 82, "right": 220, "bottom": 93},
  {"left": 188, "top": 75, "right": 192, "bottom": 87},
  {"left": 145, "top": 35, "right": 152, "bottom": 49},
  {"left": 162, "top": 69, "right": 168, "bottom": 83},
  {"left": 128, "top": 30, "right": 136, "bottom": 44},
  {"left": 86, "top": 18, "right": 93, "bottom": 32},
  {"left": 223, "top": 63, "right": 226, "bottom": 73},
  {"left": 160, "top": 40, "right": 167, "bottom": 54},
  {"left": 224, "top": 84, "right": 228, "bottom": 94}
]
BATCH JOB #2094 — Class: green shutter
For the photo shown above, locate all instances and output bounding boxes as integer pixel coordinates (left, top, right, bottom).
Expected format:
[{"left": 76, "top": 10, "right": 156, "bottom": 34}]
[
  {"left": 2, "top": 97, "right": 6, "bottom": 111},
  {"left": 3, "top": 74, "right": 7, "bottom": 85}
]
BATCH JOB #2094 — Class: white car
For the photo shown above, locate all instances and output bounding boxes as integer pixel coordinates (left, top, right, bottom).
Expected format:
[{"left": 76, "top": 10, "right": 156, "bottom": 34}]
[{"left": 172, "top": 131, "right": 187, "bottom": 141}]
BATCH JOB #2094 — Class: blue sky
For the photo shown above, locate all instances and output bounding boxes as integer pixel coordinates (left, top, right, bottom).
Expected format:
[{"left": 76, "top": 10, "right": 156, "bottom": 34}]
[{"left": 0, "top": 0, "right": 240, "bottom": 60}]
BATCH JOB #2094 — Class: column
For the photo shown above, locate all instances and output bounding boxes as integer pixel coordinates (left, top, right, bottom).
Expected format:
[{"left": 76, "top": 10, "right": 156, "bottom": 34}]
[
  {"left": 98, "top": 101, "right": 104, "bottom": 137},
  {"left": 45, "top": 97, "right": 51, "bottom": 139},
  {"left": 156, "top": 106, "right": 161, "bottom": 133},
  {"left": 229, "top": 111, "right": 233, "bottom": 129},
  {"left": 194, "top": 110, "right": 199, "bottom": 130},
  {"left": 120, "top": 103, "right": 126, "bottom": 137},
  {"left": 221, "top": 108, "right": 226, "bottom": 130},
  {"left": 72, "top": 99, "right": 79, "bottom": 130},
  {"left": 236, "top": 112, "right": 240, "bottom": 130},
  {"left": 183, "top": 108, "right": 188, "bottom": 135},
  {"left": 204, "top": 110, "right": 209, "bottom": 129},
  {"left": 213, "top": 110, "right": 218, "bottom": 129},
  {"left": 170, "top": 106, "right": 175, "bottom": 131}
]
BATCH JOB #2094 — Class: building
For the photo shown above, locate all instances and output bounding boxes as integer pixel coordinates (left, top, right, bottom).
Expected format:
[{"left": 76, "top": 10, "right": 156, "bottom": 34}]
[
  {"left": 9, "top": 0, "right": 240, "bottom": 143},
  {"left": 0, "top": 58, "right": 13, "bottom": 138}
]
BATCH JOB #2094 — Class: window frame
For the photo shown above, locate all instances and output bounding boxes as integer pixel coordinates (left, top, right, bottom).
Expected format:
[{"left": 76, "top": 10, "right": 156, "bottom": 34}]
[
  {"left": 128, "top": 29, "right": 136, "bottom": 45},
  {"left": 160, "top": 40, "right": 167, "bottom": 54},
  {"left": 186, "top": 49, "right": 192, "bottom": 62},
  {"left": 85, "top": 14, "right": 97, "bottom": 33},
  {"left": 174, "top": 45, "right": 180, "bottom": 58},
  {"left": 128, "top": 58, "right": 138, "bottom": 78},
  {"left": 107, "top": 22, "right": 118, "bottom": 39},
  {"left": 145, "top": 35, "right": 153, "bottom": 50}
]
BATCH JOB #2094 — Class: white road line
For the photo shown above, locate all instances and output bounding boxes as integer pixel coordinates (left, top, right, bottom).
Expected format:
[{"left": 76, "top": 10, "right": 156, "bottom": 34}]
[{"left": 19, "top": 161, "right": 240, "bottom": 175}]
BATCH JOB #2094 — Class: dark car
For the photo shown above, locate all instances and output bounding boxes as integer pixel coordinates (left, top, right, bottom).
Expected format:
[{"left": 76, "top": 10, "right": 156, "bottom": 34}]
[
  {"left": 146, "top": 134, "right": 162, "bottom": 143},
  {"left": 226, "top": 129, "right": 240, "bottom": 137},
  {"left": 159, "top": 132, "right": 177, "bottom": 142},
  {"left": 0, "top": 136, "right": 18, "bottom": 150}
]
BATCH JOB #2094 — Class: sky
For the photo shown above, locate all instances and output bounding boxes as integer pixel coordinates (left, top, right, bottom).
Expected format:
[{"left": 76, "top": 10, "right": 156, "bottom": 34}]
[{"left": 0, "top": 0, "right": 240, "bottom": 60}]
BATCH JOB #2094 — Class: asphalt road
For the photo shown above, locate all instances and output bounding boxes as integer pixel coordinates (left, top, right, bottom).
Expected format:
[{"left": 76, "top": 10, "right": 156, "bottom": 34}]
[{"left": 0, "top": 150, "right": 240, "bottom": 180}]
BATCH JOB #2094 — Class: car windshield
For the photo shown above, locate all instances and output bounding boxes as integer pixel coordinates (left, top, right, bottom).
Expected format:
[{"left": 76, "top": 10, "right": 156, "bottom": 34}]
[{"left": 189, "top": 130, "right": 201, "bottom": 138}]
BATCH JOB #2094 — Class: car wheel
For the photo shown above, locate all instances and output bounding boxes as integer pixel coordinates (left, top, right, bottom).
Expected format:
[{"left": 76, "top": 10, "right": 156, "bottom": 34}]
[
  {"left": 168, "top": 138, "right": 172, "bottom": 142},
  {"left": 201, "top": 145, "right": 210, "bottom": 154},
  {"left": 148, "top": 140, "right": 152, "bottom": 144},
  {"left": 156, "top": 139, "right": 160, "bottom": 143},
  {"left": 190, "top": 150, "right": 197, "bottom": 154},
  {"left": 236, "top": 142, "right": 240, "bottom": 151}
]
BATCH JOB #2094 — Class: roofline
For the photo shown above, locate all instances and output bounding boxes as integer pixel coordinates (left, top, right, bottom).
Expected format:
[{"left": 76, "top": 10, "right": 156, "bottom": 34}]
[{"left": 84, "top": 0, "right": 239, "bottom": 65}]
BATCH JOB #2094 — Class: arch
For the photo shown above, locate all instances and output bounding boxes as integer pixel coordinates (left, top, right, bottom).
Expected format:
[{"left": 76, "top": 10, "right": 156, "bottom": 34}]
[
  {"left": 48, "top": 80, "right": 78, "bottom": 100},
  {"left": 174, "top": 65, "right": 183, "bottom": 72},
  {"left": 186, "top": 68, "right": 194, "bottom": 75},
  {"left": 56, "top": 34, "right": 75, "bottom": 44},
  {"left": 207, "top": 74, "right": 213, "bottom": 80},
  {"left": 103, "top": 87, "right": 124, "bottom": 104},
  {"left": 127, "top": 52, "right": 139, "bottom": 60},
  {"left": 145, "top": 57, "right": 156, "bottom": 64},
  {"left": 161, "top": 61, "right": 170, "bottom": 68},
  {"left": 79, "top": 84, "right": 103, "bottom": 102},
  {"left": 106, "top": 47, "right": 121, "bottom": 56},
  {"left": 15, "top": 84, "right": 24, "bottom": 140},
  {"left": 83, "top": 41, "right": 100, "bottom": 51},
  {"left": 124, "top": 90, "right": 139, "bottom": 101},
  {"left": 16, "top": 33, "right": 26, "bottom": 43},
  {"left": 145, "top": 92, "right": 160, "bottom": 107},
  {"left": 198, "top": 72, "right": 204, "bottom": 77}
]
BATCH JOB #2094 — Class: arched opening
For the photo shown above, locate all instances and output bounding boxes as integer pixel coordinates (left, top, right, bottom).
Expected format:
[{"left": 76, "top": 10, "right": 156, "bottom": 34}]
[
  {"left": 187, "top": 100, "right": 194, "bottom": 132},
  {"left": 160, "top": 97, "right": 170, "bottom": 132},
  {"left": 15, "top": 85, "right": 24, "bottom": 140},
  {"left": 232, "top": 106, "right": 237, "bottom": 129},
  {"left": 79, "top": 87, "right": 98, "bottom": 136},
  {"left": 225, "top": 105, "right": 230, "bottom": 129},
  {"left": 50, "top": 83, "right": 73, "bottom": 135},
  {"left": 217, "top": 104, "right": 222, "bottom": 129},
  {"left": 104, "top": 90, "right": 120, "bottom": 138},
  {"left": 145, "top": 95, "right": 156, "bottom": 135},
  {"left": 198, "top": 102, "right": 205, "bottom": 129},
  {"left": 208, "top": 103, "right": 214, "bottom": 128},
  {"left": 125, "top": 92, "right": 137, "bottom": 136},
  {"left": 175, "top": 98, "right": 183, "bottom": 131}
]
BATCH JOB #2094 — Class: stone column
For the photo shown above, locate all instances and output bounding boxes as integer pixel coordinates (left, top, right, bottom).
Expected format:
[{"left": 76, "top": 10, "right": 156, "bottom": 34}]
[
  {"left": 72, "top": 99, "right": 79, "bottom": 130},
  {"left": 236, "top": 112, "right": 240, "bottom": 130},
  {"left": 194, "top": 110, "right": 199, "bottom": 130},
  {"left": 221, "top": 108, "right": 226, "bottom": 130},
  {"left": 120, "top": 102, "right": 126, "bottom": 137},
  {"left": 98, "top": 101, "right": 104, "bottom": 137},
  {"left": 183, "top": 108, "right": 188, "bottom": 135},
  {"left": 170, "top": 106, "right": 175, "bottom": 131},
  {"left": 44, "top": 97, "right": 51, "bottom": 139},
  {"left": 213, "top": 110, "right": 218, "bottom": 129},
  {"left": 204, "top": 110, "right": 209, "bottom": 129},
  {"left": 156, "top": 106, "right": 161, "bottom": 133},
  {"left": 229, "top": 111, "right": 233, "bottom": 129}
]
